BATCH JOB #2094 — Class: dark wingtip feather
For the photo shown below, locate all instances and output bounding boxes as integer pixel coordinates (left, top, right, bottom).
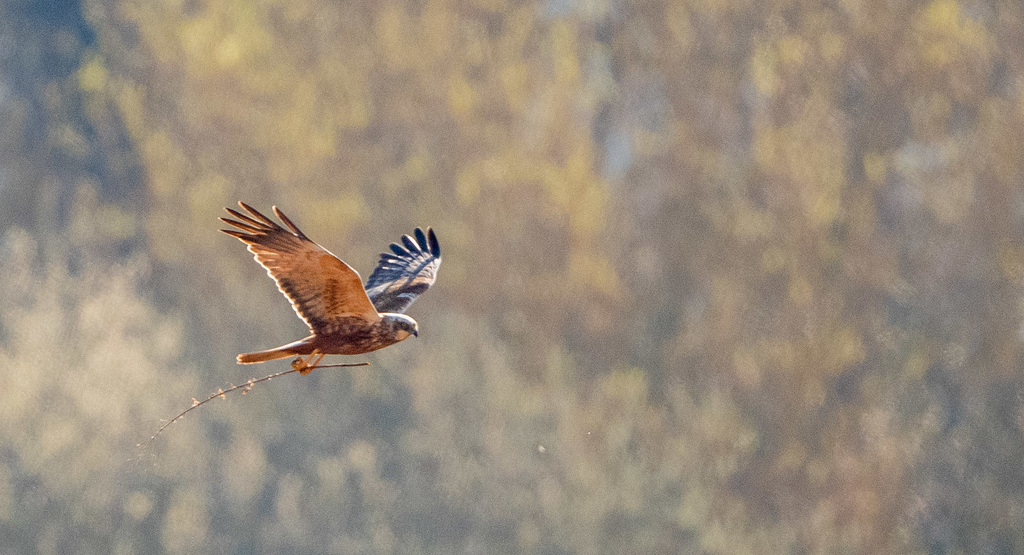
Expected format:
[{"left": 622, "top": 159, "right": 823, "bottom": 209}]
[
  {"left": 401, "top": 234, "right": 419, "bottom": 252},
  {"left": 224, "top": 207, "right": 266, "bottom": 228},
  {"left": 237, "top": 201, "right": 276, "bottom": 226},
  {"left": 427, "top": 228, "right": 440, "bottom": 257},
  {"left": 219, "top": 217, "right": 262, "bottom": 233},
  {"left": 390, "top": 243, "right": 410, "bottom": 256},
  {"left": 414, "top": 228, "right": 427, "bottom": 249},
  {"left": 220, "top": 228, "right": 247, "bottom": 239},
  {"left": 272, "top": 206, "right": 307, "bottom": 238}
]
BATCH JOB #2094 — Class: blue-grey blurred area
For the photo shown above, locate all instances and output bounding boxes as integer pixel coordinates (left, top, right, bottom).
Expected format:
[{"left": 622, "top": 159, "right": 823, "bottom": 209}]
[{"left": 1, "top": 0, "right": 1023, "bottom": 552}]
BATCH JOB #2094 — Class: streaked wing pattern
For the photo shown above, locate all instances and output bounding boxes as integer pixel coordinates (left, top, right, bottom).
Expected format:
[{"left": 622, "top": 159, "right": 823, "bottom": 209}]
[
  {"left": 220, "top": 202, "right": 381, "bottom": 333},
  {"left": 365, "top": 227, "right": 442, "bottom": 313}
]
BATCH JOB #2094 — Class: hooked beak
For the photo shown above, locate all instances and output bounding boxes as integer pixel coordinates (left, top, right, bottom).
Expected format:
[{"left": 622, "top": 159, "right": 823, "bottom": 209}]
[{"left": 412, "top": 328, "right": 419, "bottom": 337}]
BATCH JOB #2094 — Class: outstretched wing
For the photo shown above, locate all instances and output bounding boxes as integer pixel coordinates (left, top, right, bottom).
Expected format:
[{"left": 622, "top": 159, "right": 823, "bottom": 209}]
[
  {"left": 365, "top": 227, "right": 441, "bottom": 313},
  {"left": 220, "top": 202, "right": 380, "bottom": 334}
]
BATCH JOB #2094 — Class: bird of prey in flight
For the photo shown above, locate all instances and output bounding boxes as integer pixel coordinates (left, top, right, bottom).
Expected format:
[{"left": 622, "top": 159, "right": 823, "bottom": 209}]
[{"left": 220, "top": 202, "right": 441, "bottom": 374}]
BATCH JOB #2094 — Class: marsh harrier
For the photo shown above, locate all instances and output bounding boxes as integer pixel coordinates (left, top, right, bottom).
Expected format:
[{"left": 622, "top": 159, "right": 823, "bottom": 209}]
[{"left": 221, "top": 202, "right": 441, "bottom": 373}]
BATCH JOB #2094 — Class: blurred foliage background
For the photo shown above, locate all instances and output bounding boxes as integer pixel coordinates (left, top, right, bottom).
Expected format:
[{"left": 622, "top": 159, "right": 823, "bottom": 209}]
[{"left": 1, "top": 0, "right": 1023, "bottom": 552}]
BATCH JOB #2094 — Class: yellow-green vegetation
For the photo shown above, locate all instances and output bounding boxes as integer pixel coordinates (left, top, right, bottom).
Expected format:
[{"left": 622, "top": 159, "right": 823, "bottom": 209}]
[{"left": 1, "top": 0, "right": 1022, "bottom": 552}]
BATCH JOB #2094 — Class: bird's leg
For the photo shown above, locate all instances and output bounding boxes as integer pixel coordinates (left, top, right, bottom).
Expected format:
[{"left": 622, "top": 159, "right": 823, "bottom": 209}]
[
  {"left": 303, "top": 353, "right": 326, "bottom": 374},
  {"left": 292, "top": 353, "right": 326, "bottom": 375}
]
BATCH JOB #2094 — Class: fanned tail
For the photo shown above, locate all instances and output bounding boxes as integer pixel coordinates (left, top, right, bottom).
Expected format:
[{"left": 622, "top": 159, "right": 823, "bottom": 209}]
[{"left": 236, "top": 336, "right": 315, "bottom": 364}]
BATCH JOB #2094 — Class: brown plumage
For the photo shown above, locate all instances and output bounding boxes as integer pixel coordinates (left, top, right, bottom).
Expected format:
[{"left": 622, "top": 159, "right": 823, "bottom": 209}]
[{"left": 221, "top": 202, "right": 441, "bottom": 373}]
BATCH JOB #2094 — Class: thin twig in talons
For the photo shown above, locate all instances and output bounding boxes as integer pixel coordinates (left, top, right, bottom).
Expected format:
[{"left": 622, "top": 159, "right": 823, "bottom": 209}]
[
  {"left": 303, "top": 363, "right": 374, "bottom": 369},
  {"left": 135, "top": 360, "right": 370, "bottom": 458}
]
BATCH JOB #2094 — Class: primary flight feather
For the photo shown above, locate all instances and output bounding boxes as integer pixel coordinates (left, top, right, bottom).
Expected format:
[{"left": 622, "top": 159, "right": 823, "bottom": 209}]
[{"left": 220, "top": 202, "right": 441, "bottom": 373}]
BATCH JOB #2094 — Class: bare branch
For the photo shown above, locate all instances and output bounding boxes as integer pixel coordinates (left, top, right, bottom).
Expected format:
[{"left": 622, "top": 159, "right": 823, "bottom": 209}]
[{"left": 135, "top": 360, "right": 370, "bottom": 458}]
